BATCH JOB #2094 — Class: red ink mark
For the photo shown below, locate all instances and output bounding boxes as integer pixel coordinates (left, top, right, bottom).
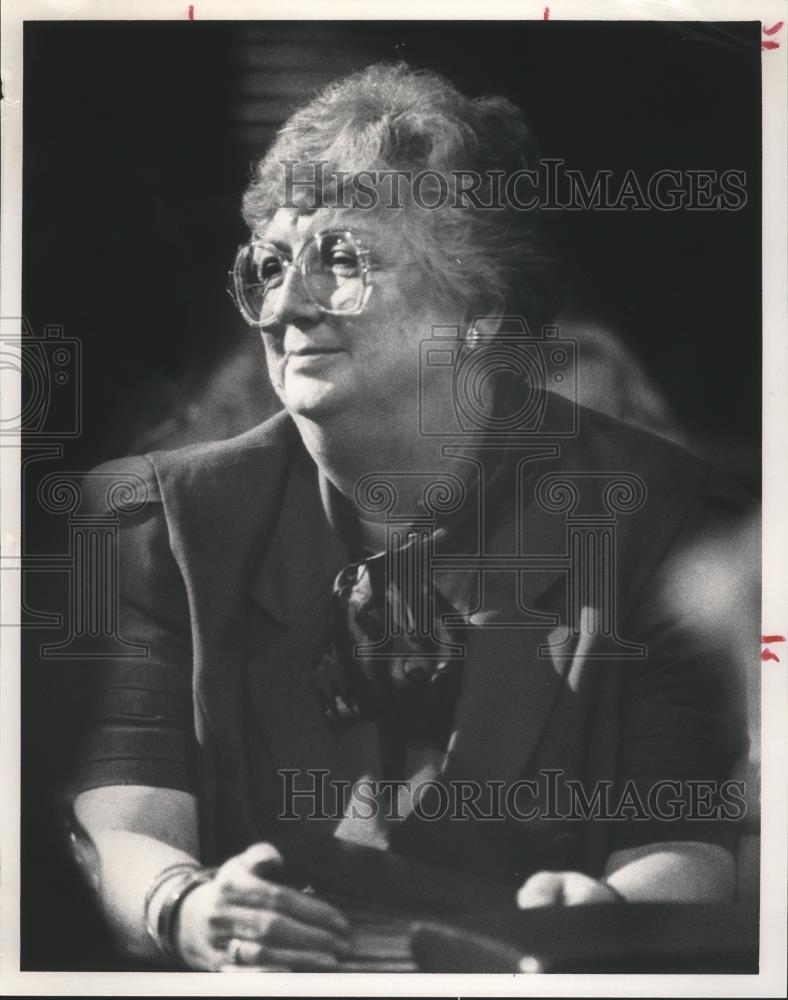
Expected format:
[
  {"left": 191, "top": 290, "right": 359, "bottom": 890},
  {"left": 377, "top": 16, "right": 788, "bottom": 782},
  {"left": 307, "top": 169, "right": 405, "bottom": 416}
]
[
  {"left": 543, "top": 6, "right": 550, "bottom": 19},
  {"left": 760, "top": 635, "right": 785, "bottom": 662},
  {"left": 761, "top": 21, "right": 782, "bottom": 49},
  {"left": 188, "top": 4, "right": 194, "bottom": 19}
]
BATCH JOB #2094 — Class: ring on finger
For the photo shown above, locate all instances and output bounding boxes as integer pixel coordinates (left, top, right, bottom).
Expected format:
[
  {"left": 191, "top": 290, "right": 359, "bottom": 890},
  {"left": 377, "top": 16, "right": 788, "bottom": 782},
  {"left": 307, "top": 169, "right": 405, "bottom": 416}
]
[{"left": 226, "top": 937, "right": 244, "bottom": 965}]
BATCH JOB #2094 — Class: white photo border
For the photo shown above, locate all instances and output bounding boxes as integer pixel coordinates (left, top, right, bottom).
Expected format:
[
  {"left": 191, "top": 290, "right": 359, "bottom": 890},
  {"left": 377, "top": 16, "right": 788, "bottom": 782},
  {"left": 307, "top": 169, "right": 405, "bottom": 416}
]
[{"left": 1, "top": 1, "right": 785, "bottom": 996}]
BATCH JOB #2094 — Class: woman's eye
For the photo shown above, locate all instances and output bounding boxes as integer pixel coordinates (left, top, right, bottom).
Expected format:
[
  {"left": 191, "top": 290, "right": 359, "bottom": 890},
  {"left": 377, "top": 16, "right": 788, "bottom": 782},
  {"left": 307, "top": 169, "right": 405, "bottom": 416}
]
[
  {"left": 329, "top": 249, "right": 359, "bottom": 274},
  {"left": 256, "top": 255, "right": 284, "bottom": 285}
]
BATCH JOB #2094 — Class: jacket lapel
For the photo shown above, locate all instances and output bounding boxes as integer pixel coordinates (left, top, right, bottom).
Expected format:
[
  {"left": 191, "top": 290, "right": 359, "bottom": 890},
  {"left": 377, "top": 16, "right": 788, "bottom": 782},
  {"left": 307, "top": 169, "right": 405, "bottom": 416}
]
[
  {"left": 388, "top": 574, "right": 573, "bottom": 874},
  {"left": 389, "top": 459, "right": 578, "bottom": 872},
  {"left": 436, "top": 448, "right": 573, "bottom": 787},
  {"left": 245, "top": 436, "right": 580, "bottom": 845},
  {"left": 245, "top": 444, "right": 383, "bottom": 824},
  {"left": 250, "top": 445, "right": 347, "bottom": 628}
]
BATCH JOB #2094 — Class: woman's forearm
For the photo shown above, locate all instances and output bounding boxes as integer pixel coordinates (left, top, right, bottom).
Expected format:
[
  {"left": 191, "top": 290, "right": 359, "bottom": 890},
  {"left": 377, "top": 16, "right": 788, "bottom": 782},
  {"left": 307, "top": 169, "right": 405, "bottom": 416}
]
[
  {"left": 73, "top": 786, "right": 201, "bottom": 963},
  {"left": 603, "top": 840, "right": 737, "bottom": 903},
  {"left": 83, "top": 828, "right": 201, "bottom": 963},
  {"left": 519, "top": 840, "right": 737, "bottom": 909}
]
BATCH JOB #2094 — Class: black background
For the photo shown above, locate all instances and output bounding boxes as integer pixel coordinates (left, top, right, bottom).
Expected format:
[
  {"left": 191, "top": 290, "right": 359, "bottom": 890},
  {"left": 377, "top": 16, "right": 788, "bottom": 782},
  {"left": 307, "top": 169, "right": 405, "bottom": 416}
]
[{"left": 20, "top": 20, "right": 761, "bottom": 968}]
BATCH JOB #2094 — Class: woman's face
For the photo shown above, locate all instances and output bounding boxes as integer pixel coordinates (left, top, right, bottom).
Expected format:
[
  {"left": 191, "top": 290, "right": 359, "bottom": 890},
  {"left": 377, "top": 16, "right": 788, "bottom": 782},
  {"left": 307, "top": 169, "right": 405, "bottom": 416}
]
[{"left": 255, "top": 206, "right": 455, "bottom": 423}]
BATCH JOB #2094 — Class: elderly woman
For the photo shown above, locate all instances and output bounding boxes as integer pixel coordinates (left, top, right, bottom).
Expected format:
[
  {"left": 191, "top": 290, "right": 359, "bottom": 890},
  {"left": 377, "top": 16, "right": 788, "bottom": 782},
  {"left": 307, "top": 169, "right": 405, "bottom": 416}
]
[{"left": 70, "top": 63, "right": 749, "bottom": 971}]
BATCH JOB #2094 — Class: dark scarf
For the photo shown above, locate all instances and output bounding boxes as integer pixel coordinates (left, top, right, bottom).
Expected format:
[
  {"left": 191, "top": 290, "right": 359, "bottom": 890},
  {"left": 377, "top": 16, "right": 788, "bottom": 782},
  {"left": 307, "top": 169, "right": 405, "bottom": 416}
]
[{"left": 311, "top": 447, "right": 513, "bottom": 775}]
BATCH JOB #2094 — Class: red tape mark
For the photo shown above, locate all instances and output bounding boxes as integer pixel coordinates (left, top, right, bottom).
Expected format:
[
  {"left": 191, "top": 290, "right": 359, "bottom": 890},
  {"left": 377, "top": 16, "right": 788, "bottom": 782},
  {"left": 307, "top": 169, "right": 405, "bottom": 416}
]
[
  {"left": 188, "top": 4, "right": 194, "bottom": 19},
  {"left": 761, "top": 635, "right": 786, "bottom": 644},
  {"left": 762, "top": 40, "right": 780, "bottom": 50},
  {"left": 761, "top": 649, "right": 780, "bottom": 662},
  {"left": 544, "top": 6, "right": 550, "bottom": 20}
]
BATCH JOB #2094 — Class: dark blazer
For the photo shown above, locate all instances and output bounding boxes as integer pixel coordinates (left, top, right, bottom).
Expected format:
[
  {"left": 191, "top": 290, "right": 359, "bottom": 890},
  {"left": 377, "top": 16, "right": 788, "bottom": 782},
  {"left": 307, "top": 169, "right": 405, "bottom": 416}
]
[{"left": 74, "top": 399, "right": 751, "bottom": 887}]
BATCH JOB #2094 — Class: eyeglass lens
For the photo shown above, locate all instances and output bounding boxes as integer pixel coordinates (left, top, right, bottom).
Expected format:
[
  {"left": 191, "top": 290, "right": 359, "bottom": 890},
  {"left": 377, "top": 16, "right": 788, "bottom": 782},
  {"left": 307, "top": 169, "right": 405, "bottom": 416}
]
[{"left": 237, "top": 231, "right": 365, "bottom": 326}]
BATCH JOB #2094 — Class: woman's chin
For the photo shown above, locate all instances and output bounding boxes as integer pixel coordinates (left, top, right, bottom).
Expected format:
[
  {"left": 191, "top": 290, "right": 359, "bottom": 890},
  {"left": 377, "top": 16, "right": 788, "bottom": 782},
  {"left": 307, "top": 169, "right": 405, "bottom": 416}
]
[{"left": 279, "top": 371, "right": 350, "bottom": 420}]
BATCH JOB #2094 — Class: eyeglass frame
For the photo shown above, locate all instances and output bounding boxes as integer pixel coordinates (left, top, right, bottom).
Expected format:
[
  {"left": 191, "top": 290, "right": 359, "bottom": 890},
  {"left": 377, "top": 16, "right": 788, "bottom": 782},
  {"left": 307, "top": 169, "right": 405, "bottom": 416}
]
[{"left": 228, "top": 228, "right": 375, "bottom": 329}]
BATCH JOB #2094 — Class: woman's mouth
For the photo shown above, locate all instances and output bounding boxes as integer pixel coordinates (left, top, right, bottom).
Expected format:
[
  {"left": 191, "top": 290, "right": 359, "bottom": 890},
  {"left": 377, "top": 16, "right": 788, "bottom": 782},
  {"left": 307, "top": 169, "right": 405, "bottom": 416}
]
[
  {"left": 291, "top": 347, "right": 343, "bottom": 356},
  {"left": 285, "top": 347, "right": 345, "bottom": 370}
]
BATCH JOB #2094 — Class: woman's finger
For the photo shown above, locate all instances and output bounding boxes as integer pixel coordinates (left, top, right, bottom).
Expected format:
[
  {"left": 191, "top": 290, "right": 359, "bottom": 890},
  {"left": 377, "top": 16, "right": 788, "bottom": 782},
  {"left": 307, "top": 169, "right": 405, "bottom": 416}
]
[
  {"left": 516, "top": 870, "right": 623, "bottom": 908},
  {"left": 253, "top": 942, "right": 342, "bottom": 971},
  {"left": 216, "top": 936, "right": 289, "bottom": 972},
  {"left": 213, "top": 868, "right": 348, "bottom": 933},
  {"left": 268, "top": 884, "right": 350, "bottom": 931},
  {"left": 217, "top": 935, "right": 341, "bottom": 971},
  {"left": 208, "top": 906, "right": 351, "bottom": 955},
  {"left": 239, "top": 842, "right": 285, "bottom": 878},
  {"left": 261, "top": 945, "right": 342, "bottom": 971},
  {"left": 213, "top": 843, "right": 283, "bottom": 895},
  {"left": 516, "top": 871, "right": 565, "bottom": 908},
  {"left": 561, "top": 872, "right": 622, "bottom": 905}
]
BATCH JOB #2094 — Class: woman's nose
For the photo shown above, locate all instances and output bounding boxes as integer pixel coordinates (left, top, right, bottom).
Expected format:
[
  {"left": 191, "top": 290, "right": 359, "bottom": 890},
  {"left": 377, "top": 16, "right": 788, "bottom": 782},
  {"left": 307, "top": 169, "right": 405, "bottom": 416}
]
[{"left": 269, "top": 265, "right": 321, "bottom": 326}]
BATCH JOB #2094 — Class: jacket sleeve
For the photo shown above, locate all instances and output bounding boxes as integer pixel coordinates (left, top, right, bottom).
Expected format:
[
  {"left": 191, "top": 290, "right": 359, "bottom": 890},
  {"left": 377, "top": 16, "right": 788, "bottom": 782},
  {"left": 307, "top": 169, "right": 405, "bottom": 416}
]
[
  {"left": 66, "top": 456, "right": 197, "bottom": 796},
  {"left": 610, "top": 479, "right": 757, "bottom": 853}
]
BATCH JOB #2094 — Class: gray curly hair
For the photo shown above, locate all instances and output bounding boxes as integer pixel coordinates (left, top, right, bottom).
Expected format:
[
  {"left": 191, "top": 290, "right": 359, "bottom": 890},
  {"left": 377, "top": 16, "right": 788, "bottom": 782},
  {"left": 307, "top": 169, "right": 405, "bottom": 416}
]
[{"left": 242, "top": 62, "right": 558, "bottom": 329}]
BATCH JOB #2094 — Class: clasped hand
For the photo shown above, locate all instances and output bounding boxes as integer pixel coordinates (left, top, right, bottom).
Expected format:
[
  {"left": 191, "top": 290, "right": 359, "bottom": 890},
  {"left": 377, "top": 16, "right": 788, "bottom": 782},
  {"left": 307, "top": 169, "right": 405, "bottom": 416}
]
[
  {"left": 174, "top": 842, "right": 621, "bottom": 970},
  {"left": 175, "top": 843, "right": 350, "bottom": 971}
]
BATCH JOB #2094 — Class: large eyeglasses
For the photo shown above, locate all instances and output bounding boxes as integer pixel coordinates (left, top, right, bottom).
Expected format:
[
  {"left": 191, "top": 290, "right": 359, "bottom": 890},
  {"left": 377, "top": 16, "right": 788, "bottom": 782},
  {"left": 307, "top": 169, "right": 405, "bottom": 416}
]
[{"left": 229, "top": 229, "right": 374, "bottom": 329}]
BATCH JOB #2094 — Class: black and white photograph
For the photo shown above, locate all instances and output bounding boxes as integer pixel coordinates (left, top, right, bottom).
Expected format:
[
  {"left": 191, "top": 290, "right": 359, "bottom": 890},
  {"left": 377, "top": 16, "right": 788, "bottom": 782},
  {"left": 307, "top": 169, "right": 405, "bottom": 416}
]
[{"left": 1, "top": 1, "right": 786, "bottom": 994}]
